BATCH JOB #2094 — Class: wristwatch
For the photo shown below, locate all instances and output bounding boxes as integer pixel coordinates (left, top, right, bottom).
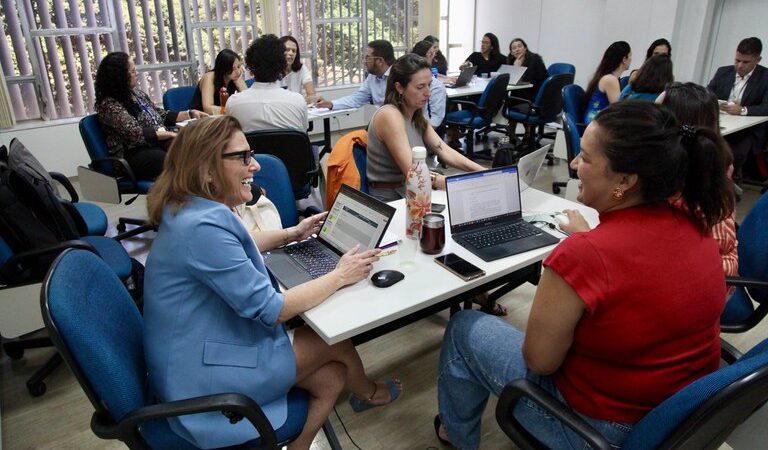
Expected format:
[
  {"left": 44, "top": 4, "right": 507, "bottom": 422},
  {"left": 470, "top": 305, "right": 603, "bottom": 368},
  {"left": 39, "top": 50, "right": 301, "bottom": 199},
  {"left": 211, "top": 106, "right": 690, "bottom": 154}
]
[{"left": 741, "top": 106, "right": 748, "bottom": 116}]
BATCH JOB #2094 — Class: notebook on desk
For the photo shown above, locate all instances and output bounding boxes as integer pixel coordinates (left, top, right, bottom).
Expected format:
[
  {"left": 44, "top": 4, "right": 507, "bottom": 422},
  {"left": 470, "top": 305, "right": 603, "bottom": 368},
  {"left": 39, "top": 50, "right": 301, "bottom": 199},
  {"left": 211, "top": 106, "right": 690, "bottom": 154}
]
[
  {"left": 497, "top": 65, "right": 528, "bottom": 85},
  {"left": 445, "top": 66, "right": 477, "bottom": 88},
  {"left": 446, "top": 166, "right": 560, "bottom": 262},
  {"left": 265, "top": 184, "right": 395, "bottom": 288}
]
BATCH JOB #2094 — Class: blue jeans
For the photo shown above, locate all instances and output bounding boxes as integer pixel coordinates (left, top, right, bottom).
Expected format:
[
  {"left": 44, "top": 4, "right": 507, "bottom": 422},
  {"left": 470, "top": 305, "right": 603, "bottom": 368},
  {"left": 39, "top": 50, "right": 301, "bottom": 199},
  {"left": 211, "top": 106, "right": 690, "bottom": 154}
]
[{"left": 437, "top": 310, "right": 633, "bottom": 449}]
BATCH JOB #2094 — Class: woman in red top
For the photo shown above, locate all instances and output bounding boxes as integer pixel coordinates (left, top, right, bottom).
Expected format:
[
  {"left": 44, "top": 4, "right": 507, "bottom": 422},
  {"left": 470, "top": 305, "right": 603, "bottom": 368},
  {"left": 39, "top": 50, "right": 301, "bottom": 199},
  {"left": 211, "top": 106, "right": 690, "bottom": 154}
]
[{"left": 435, "top": 101, "right": 734, "bottom": 449}]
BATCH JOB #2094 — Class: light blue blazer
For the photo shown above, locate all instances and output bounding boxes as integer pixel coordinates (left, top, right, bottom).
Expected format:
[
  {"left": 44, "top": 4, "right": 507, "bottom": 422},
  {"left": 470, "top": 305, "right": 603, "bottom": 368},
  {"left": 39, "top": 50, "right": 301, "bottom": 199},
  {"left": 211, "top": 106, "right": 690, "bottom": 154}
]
[{"left": 143, "top": 196, "right": 294, "bottom": 449}]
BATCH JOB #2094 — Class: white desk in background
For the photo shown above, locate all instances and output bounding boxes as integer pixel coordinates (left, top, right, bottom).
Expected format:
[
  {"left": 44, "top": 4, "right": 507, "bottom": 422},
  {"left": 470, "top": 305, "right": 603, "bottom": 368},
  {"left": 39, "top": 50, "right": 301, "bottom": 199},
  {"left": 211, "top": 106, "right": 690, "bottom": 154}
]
[
  {"left": 720, "top": 113, "right": 768, "bottom": 136},
  {"left": 446, "top": 78, "right": 532, "bottom": 99},
  {"left": 300, "top": 188, "right": 598, "bottom": 345},
  {"left": 307, "top": 106, "right": 358, "bottom": 155}
]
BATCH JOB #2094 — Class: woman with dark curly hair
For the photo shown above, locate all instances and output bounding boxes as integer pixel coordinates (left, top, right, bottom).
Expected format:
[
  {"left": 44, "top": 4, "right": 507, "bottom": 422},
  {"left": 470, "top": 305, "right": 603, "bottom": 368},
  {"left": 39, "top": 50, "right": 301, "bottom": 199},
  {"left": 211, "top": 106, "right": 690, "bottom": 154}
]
[
  {"left": 95, "top": 52, "right": 206, "bottom": 180},
  {"left": 279, "top": 35, "right": 317, "bottom": 103},
  {"left": 226, "top": 34, "right": 308, "bottom": 132},
  {"left": 189, "top": 49, "right": 247, "bottom": 115}
]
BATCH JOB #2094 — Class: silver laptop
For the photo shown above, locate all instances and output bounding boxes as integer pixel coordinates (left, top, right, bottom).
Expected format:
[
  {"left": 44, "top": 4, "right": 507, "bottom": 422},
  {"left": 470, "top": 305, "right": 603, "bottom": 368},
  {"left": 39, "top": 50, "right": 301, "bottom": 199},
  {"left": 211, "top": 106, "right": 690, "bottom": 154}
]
[
  {"left": 446, "top": 166, "right": 559, "bottom": 262},
  {"left": 445, "top": 65, "right": 478, "bottom": 88},
  {"left": 497, "top": 65, "right": 528, "bottom": 85},
  {"left": 517, "top": 144, "right": 551, "bottom": 191},
  {"left": 265, "top": 184, "right": 395, "bottom": 288}
]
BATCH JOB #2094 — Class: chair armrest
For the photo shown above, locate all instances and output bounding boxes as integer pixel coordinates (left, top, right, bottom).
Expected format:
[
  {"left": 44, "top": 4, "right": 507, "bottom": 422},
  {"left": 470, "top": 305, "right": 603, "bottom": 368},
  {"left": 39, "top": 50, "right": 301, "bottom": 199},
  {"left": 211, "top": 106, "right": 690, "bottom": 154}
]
[
  {"left": 299, "top": 206, "right": 323, "bottom": 218},
  {"left": 446, "top": 100, "right": 486, "bottom": 125},
  {"left": 91, "top": 157, "right": 141, "bottom": 190},
  {"left": 721, "top": 339, "right": 743, "bottom": 364},
  {"left": 110, "top": 393, "right": 277, "bottom": 449},
  {"left": 504, "top": 96, "right": 538, "bottom": 120},
  {"left": 4, "top": 240, "right": 96, "bottom": 271},
  {"left": 50, "top": 172, "right": 79, "bottom": 202},
  {"left": 495, "top": 379, "right": 612, "bottom": 450},
  {"left": 726, "top": 276, "right": 768, "bottom": 297}
]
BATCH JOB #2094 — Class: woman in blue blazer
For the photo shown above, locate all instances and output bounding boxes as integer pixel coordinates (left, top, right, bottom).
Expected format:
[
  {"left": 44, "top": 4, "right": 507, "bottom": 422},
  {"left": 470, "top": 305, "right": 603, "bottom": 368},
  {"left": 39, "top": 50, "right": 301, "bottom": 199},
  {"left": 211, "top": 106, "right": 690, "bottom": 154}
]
[{"left": 143, "top": 116, "right": 401, "bottom": 449}]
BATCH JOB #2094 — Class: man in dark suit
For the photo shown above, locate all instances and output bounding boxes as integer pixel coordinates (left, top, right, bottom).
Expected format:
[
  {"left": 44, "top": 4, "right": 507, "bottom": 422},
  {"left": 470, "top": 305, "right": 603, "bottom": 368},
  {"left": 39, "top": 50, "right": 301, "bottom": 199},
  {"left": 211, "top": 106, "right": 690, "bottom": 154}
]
[{"left": 707, "top": 37, "right": 768, "bottom": 183}]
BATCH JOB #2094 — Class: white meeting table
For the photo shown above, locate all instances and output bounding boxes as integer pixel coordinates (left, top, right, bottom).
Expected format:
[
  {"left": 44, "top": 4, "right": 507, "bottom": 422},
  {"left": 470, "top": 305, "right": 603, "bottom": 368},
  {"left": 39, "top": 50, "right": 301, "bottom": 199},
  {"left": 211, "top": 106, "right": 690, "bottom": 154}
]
[
  {"left": 300, "top": 188, "right": 598, "bottom": 345},
  {"left": 307, "top": 106, "right": 358, "bottom": 155},
  {"left": 446, "top": 77, "right": 532, "bottom": 99},
  {"left": 719, "top": 112, "right": 768, "bottom": 136}
]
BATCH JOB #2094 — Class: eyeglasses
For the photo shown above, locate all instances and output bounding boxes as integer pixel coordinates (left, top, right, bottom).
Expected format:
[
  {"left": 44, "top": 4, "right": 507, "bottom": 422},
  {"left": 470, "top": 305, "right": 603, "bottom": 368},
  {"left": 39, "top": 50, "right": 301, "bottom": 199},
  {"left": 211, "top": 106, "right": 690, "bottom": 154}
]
[
  {"left": 364, "top": 55, "right": 380, "bottom": 61},
  {"left": 221, "top": 150, "right": 255, "bottom": 165}
]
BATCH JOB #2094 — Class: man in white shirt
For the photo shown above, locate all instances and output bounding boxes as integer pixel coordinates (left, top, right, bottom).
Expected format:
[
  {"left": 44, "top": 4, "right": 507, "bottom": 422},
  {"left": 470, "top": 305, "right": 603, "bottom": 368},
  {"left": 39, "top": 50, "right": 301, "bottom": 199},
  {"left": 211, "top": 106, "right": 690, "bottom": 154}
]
[
  {"left": 227, "top": 34, "right": 308, "bottom": 132},
  {"left": 707, "top": 37, "right": 768, "bottom": 182},
  {"left": 314, "top": 40, "right": 394, "bottom": 110}
]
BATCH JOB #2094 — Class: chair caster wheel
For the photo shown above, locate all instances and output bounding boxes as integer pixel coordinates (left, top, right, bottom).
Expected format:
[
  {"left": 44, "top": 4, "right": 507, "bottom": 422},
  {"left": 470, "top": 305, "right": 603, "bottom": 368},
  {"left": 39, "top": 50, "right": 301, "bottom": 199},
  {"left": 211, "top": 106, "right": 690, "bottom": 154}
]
[
  {"left": 547, "top": 159, "right": 554, "bottom": 166},
  {"left": 552, "top": 186, "right": 561, "bottom": 194},
  {"left": 117, "top": 223, "right": 127, "bottom": 232},
  {"left": 28, "top": 381, "right": 46, "bottom": 397}
]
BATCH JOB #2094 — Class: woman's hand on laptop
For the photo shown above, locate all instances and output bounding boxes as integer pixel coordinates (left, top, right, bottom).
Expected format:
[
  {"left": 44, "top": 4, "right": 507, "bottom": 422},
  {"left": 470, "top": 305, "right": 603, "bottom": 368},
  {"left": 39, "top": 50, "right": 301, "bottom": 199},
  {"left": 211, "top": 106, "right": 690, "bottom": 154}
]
[
  {"left": 293, "top": 211, "right": 328, "bottom": 241},
  {"left": 333, "top": 245, "right": 381, "bottom": 287}
]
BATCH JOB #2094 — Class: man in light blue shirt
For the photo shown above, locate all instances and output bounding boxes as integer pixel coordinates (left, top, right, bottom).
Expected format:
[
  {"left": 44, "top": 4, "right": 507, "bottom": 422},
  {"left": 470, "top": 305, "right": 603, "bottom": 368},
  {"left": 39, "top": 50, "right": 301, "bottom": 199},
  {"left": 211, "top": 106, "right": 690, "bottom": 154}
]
[{"left": 315, "top": 40, "right": 394, "bottom": 110}]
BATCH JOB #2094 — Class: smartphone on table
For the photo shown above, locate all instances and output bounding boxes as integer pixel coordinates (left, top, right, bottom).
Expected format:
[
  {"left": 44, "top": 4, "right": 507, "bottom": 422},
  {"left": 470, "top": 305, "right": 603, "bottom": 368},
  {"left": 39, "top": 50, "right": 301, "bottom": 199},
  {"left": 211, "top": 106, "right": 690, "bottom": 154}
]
[{"left": 435, "top": 253, "right": 486, "bottom": 281}]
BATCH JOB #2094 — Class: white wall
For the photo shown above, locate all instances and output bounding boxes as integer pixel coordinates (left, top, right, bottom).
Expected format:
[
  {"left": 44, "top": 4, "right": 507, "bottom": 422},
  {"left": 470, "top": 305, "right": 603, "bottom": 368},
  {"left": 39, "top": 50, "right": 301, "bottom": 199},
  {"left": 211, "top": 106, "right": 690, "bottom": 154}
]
[{"left": 704, "top": 0, "right": 768, "bottom": 83}]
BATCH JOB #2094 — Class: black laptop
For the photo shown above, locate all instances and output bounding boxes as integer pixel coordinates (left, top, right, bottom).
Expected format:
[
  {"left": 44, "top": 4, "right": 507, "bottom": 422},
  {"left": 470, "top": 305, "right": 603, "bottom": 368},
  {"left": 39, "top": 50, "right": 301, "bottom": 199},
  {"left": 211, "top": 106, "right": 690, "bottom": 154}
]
[
  {"left": 445, "top": 65, "right": 478, "bottom": 88},
  {"left": 445, "top": 166, "right": 560, "bottom": 262},
  {"left": 265, "top": 184, "right": 396, "bottom": 288}
]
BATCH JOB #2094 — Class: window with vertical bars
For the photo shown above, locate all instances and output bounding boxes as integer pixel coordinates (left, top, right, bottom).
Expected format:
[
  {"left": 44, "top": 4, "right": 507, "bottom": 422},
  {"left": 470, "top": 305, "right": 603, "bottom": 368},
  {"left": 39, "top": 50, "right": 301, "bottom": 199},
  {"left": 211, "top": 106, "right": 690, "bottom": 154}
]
[{"left": 0, "top": 0, "right": 417, "bottom": 122}]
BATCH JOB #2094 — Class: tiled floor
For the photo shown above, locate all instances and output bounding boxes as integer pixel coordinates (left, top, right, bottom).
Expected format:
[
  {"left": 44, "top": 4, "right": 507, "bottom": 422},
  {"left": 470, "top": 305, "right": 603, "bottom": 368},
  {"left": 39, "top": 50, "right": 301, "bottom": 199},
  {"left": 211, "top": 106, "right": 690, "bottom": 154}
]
[{"left": 1, "top": 131, "right": 765, "bottom": 449}]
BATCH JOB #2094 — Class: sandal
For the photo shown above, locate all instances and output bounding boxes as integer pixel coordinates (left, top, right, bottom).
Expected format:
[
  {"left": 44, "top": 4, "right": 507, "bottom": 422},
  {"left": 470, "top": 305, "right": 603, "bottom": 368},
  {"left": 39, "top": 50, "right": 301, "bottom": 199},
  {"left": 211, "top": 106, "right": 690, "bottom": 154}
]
[
  {"left": 433, "top": 414, "right": 452, "bottom": 446},
  {"left": 474, "top": 293, "right": 508, "bottom": 316},
  {"left": 348, "top": 378, "right": 401, "bottom": 413}
]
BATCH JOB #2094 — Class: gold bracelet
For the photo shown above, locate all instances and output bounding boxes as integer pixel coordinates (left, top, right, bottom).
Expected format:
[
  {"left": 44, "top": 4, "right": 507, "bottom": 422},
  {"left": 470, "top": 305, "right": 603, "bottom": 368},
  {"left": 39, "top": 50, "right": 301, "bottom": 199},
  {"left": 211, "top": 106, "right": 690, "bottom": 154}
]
[{"left": 430, "top": 171, "right": 438, "bottom": 189}]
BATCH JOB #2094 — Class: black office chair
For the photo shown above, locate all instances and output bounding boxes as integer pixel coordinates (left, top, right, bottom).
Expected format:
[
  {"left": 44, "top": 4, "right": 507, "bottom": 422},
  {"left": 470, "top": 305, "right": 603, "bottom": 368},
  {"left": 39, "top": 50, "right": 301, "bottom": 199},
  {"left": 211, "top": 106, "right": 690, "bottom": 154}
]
[
  {"left": 244, "top": 129, "right": 320, "bottom": 202},
  {"left": 444, "top": 73, "right": 510, "bottom": 159},
  {"left": 504, "top": 73, "right": 574, "bottom": 149},
  {"left": 496, "top": 338, "right": 768, "bottom": 450}
]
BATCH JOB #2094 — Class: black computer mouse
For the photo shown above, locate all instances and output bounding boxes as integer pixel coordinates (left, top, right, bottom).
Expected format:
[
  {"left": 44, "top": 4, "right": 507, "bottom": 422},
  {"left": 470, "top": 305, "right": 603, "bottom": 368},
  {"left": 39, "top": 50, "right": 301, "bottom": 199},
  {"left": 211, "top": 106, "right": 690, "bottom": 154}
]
[{"left": 370, "top": 270, "right": 405, "bottom": 288}]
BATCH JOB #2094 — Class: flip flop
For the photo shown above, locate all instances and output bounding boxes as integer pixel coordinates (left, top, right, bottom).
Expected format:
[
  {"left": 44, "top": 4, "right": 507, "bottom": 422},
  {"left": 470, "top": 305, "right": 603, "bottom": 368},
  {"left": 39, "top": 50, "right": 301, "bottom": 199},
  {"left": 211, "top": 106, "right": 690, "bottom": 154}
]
[
  {"left": 348, "top": 379, "right": 401, "bottom": 413},
  {"left": 433, "top": 414, "right": 452, "bottom": 446}
]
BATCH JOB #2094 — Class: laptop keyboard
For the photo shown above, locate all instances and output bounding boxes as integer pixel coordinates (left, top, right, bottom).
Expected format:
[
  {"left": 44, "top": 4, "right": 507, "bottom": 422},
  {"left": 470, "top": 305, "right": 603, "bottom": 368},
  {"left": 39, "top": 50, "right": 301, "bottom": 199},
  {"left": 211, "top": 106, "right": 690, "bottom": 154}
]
[
  {"left": 463, "top": 221, "right": 540, "bottom": 249},
  {"left": 283, "top": 241, "right": 337, "bottom": 278}
]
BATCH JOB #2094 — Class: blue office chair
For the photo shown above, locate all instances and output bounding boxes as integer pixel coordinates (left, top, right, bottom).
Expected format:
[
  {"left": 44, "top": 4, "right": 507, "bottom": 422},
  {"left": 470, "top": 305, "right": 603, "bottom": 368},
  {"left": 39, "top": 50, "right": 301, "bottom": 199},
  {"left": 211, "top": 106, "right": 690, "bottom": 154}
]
[
  {"left": 162, "top": 86, "right": 196, "bottom": 111},
  {"left": 79, "top": 114, "right": 156, "bottom": 240},
  {"left": 720, "top": 190, "right": 768, "bottom": 335},
  {"left": 496, "top": 336, "right": 768, "bottom": 450},
  {"left": 41, "top": 248, "right": 340, "bottom": 449},
  {"left": 504, "top": 73, "right": 574, "bottom": 147},
  {"left": 561, "top": 84, "right": 586, "bottom": 136},
  {"left": 619, "top": 75, "right": 630, "bottom": 91},
  {"left": 252, "top": 154, "right": 298, "bottom": 228},
  {"left": 352, "top": 143, "right": 369, "bottom": 194},
  {"left": 547, "top": 63, "right": 575, "bottom": 77},
  {"left": 552, "top": 113, "right": 581, "bottom": 194},
  {"left": 445, "top": 73, "right": 510, "bottom": 159}
]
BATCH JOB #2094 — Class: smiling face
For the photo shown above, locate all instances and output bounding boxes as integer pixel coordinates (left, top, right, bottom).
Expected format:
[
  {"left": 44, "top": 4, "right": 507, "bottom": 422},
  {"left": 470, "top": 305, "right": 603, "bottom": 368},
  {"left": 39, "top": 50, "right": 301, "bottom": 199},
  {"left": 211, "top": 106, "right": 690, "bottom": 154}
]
[
  {"left": 396, "top": 68, "right": 432, "bottom": 110},
  {"left": 570, "top": 122, "right": 626, "bottom": 211},
  {"left": 284, "top": 40, "right": 298, "bottom": 67},
  {"left": 510, "top": 40, "right": 526, "bottom": 59},
  {"left": 219, "top": 131, "right": 260, "bottom": 209}
]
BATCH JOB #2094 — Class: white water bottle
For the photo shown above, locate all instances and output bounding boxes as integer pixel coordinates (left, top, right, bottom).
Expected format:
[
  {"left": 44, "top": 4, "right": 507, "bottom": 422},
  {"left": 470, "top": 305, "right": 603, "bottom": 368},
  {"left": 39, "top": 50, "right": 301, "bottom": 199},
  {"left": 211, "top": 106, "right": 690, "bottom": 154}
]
[{"left": 401, "top": 146, "right": 431, "bottom": 267}]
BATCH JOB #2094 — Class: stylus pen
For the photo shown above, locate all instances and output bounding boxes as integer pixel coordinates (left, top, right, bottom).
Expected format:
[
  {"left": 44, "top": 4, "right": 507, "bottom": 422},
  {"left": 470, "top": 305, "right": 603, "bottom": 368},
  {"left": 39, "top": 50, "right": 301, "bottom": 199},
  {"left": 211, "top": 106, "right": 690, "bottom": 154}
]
[{"left": 378, "top": 240, "right": 401, "bottom": 250}]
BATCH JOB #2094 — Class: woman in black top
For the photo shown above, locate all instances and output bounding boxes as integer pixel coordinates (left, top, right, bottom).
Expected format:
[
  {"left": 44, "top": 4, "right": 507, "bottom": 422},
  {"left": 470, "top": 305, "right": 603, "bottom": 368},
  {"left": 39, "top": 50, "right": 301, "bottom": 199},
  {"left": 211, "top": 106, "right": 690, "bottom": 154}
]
[
  {"left": 423, "top": 35, "right": 448, "bottom": 75},
  {"left": 507, "top": 38, "right": 549, "bottom": 96},
  {"left": 459, "top": 32, "right": 505, "bottom": 77},
  {"left": 189, "top": 49, "right": 247, "bottom": 115}
]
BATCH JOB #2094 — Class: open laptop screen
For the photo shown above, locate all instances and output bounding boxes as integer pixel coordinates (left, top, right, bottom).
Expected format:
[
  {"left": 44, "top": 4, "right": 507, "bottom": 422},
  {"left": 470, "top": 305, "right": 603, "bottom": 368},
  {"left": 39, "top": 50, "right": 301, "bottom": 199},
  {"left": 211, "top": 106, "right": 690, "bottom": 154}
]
[
  {"left": 319, "top": 184, "right": 394, "bottom": 253},
  {"left": 446, "top": 167, "right": 522, "bottom": 229}
]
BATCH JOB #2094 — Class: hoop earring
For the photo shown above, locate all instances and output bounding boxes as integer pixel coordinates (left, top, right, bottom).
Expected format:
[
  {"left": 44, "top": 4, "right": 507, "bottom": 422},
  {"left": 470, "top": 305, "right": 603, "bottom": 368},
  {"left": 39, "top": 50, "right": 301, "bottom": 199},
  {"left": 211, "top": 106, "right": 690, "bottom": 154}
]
[{"left": 612, "top": 188, "right": 624, "bottom": 201}]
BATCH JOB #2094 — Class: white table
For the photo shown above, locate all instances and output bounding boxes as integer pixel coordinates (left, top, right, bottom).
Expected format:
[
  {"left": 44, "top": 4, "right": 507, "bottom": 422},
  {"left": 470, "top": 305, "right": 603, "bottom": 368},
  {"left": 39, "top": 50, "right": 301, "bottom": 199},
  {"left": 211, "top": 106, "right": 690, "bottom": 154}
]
[
  {"left": 300, "top": 188, "right": 598, "bottom": 345},
  {"left": 720, "top": 113, "right": 768, "bottom": 136},
  {"left": 307, "top": 106, "right": 358, "bottom": 154},
  {"left": 446, "top": 78, "right": 532, "bottom": 98}
]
